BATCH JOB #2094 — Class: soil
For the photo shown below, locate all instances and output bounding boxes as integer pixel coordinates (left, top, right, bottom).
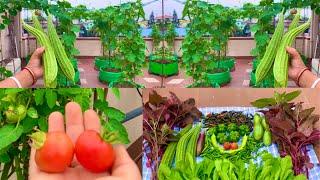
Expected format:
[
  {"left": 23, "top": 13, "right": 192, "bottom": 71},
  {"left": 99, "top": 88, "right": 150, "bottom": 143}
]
[
  {"left": 103, "top": 68, "right": 121, "bottom": 73},
  {"left": 207, "top": 68, "right": 227, "bottom": 74}
]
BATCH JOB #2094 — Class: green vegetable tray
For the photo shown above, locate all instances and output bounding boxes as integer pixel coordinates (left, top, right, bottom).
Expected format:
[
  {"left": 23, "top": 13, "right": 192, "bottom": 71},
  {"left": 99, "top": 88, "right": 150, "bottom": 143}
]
[{"left": 143, "top": 107, "right": 320, "bottom": 180}]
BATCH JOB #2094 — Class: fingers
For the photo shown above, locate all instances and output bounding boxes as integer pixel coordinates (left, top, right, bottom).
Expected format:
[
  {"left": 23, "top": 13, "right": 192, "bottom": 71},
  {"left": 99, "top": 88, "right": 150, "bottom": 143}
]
[
  {"left": 111, "top": 145, "right": 141, "bottom": 179},
  {"left": 31, "top": 47, "right": 45, "bottom": 60},
  {"left": 28, "top": 148, "right": 40, "bottom": 176},
  {"left": 65, "top": 102, "right": 84, "bottom": 144},
  {"left": 48, "top": 112, "right": 65, "bottom": 132},
  {"left": 286, "top": 46, "right": 300, "bottom": 59},
  {"left": 83, "top": 109, "right": 101, "bottom": 132}
]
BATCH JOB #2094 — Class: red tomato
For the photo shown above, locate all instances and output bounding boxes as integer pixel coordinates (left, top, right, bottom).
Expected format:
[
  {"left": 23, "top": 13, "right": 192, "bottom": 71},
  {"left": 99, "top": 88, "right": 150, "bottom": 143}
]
[
  {"left": 75, "top": 130, "right": 115, "bottom": 173},
  {"left": 230, "top": 142, "right": 238, "bottom": 150},
  {"left": 223, "top": 142, "right": 231, "bottom": 150},
  {"left": 35, "top": 132, "right": 74, "bottom": 173}
]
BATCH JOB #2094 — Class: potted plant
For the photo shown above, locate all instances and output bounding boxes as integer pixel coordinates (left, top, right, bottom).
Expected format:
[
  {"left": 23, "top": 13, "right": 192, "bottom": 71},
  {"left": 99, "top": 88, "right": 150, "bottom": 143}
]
[
  {"left": 182, "top": 2, "right": 236, "bottom": 87},
  {"left": 91, "top": 6, "right": 123, "bottom": 84},
  {"left": 149, "top": 23, "right": 179, "bottom": 76},
  {"left": 93, "top": 1, "right": 145, "bottom": 87}
]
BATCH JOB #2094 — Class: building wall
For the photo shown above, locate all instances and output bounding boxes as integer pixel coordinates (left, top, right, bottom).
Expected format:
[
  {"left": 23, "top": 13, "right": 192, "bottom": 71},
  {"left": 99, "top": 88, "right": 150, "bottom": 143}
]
[{"left": 21, "top": 36, "right": 312, "bottom": 59}]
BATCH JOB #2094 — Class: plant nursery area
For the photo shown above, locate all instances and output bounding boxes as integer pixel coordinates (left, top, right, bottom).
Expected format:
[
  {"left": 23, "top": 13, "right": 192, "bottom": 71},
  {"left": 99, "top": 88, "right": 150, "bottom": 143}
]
[{"left": 0, "top": 0, "right": 319, "bottom": 88}]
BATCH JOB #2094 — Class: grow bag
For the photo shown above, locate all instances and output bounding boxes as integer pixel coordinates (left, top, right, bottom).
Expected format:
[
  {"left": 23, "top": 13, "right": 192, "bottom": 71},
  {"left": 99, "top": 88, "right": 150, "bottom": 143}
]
[
  {"left": 206, "top": 69, "right": 231, "bottom": 86},
  {"left": 149, "top": 61, "right": 179, "bottom": 76},
  {"left": 99, "top": 67, "right": 123, "bottom": 84}
]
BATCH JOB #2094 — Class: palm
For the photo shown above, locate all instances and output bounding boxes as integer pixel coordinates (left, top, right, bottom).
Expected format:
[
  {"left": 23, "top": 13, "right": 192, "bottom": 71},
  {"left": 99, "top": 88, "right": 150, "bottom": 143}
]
[
  {"left": 29, "top": 162, "right": 110, "bottom": 180},
  {"left": 29, "top": 102, "right": 141, "bottom": 180}
]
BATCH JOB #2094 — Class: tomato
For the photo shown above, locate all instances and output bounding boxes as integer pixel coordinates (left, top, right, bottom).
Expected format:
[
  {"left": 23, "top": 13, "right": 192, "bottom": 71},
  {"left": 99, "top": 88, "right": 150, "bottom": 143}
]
[
  {"left": 223, "top": 142, "right": 231, "bottom": 150},
  {"left": 34, "top": 132, "right": 74, "bottom": 173},
  {"left": 5, "top": 105, "right": 27, "bottom": 123},
  {"left": 75, "top": 130, "right": 115, "bottom": 173},
  {"left": 230, "top": 142, "right": 238, "bottom": 150}
]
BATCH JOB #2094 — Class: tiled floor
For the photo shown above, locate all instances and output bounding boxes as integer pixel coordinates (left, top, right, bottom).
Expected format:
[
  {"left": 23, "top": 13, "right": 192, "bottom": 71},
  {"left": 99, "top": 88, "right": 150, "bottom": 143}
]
[{"left": 33, "top": 58, "right": 298, "bottom": 88}]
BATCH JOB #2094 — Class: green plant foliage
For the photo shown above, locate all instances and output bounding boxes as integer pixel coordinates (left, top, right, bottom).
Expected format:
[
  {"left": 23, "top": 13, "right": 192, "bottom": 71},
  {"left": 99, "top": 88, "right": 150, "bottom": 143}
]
[
  {"left": 91, "top": 1, "right": 145, "bottom": 87},
  {"left": 182, "top": 2, "right": 237, "bottom": 85}
]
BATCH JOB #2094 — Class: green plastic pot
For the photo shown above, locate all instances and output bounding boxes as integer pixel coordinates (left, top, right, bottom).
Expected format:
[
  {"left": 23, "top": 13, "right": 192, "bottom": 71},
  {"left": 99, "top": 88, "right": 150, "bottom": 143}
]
[
  {"left": 99, "top": 67, "right": 123, "bottom": 84},
  {"left": 149, "top": 61, "right": 179, "bottom": 76},
  {"left": 206, "top": 69, "right": 231, "bottom": 86}
]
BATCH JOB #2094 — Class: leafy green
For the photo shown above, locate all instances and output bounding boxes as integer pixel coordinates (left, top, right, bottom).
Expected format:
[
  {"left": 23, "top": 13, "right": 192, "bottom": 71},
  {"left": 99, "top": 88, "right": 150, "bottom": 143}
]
[
  {"left": 251, "top": 90, "right": 301, "bottom": 108},
  {"left": 0, "top": 125, "right": 23, "bottom": 151}
]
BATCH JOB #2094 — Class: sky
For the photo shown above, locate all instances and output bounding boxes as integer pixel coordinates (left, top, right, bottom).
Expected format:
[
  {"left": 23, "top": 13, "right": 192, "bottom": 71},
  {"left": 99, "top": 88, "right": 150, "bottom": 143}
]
[
  {"left": 67, "top": 0, "right": 261, "bottom": 18},
  {"left": 66, "top": 0, "right": 311, "bottom": 18}
]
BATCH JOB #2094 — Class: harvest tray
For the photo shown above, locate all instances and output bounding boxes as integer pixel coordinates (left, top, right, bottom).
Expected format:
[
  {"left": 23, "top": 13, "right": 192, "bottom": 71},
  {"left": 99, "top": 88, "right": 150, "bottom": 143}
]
[{"left": 143, "top": 107, "right": 320, "bottom": 180}]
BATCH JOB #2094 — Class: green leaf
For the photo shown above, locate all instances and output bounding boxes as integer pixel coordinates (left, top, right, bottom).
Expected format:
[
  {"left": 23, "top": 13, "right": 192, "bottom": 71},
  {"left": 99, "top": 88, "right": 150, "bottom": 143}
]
[
  {"left": 34, "top": 89, "right": 45, "bottom": 105},
  {"left": 251, "top": 24, "right": 260, "bottom": 33},
  {"left": 94, "top": 99, "right": 108, "bottom": 111},
  {"left": 283, "top": 90, "right": 301, "bottom": 102},
  {"left": 104, "top": 119, "right": 130, "bottom": 144},
  {"left": 71, "top": 25, "right": 80, "bottom": 33},
  {"left": 251, "top": 98, "right": 277, "bottom": 108},
  {"left": 0, "top": 152, "right": 10, "bottom": 163},
  {"left": 105, "top": 107, "right": 125, "bottom": 122},
  {"left": 111, "top": 88, "right": 121, "bottom": 100},
  {"left": 27, "top": 107, "right": 38, "bottom": 118},
  {"left": 21, "top": 117, "right": 38, "bottom": 133},
  {"left": 45, "top": 90, "right": 57, "bottom": 109},
  {"left": 96, "top": 88, "right": 105, "bottom": 100},
  {"left": 0, "top": 124, "right": 23, "bottom": 151},
  {"left": 38, "top": 117, "right": 48, "bottom": 132}
]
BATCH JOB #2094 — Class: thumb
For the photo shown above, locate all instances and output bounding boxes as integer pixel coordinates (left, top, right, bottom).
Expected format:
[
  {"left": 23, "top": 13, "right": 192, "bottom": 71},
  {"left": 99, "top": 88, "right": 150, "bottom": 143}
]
[
  {"left": 286, "top": 46, "right": 300, "bottom": 60},
  {"left": 111, "top": 145, "right": 141, "bottom": 179},
  {"left": 31, "top": 47, "right": 45, "bottom": 59}
]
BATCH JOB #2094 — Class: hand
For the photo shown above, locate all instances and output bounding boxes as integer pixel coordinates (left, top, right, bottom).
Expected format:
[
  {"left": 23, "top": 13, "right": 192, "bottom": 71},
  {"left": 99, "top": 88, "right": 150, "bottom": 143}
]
[
  {"left": 286, "top": 47, "right": 307, "bottom": 81},
  {"left": 26, "top": 47, "right": 45, "bottom": 80},
  {"left": 29, "top": 102, "right": 141, "bottom": 180}
]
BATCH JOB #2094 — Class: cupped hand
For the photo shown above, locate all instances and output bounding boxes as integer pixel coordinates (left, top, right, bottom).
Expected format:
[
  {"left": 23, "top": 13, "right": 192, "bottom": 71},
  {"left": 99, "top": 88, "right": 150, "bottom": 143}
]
[
  {"left": 29, "top": 102, "right": 141, "bottom": 180},
  {"left": 26, "top": 47, "right": 45, "bottom": 80},
  {"left": 286, "top": 47, "right": 307, "bottom": 81}
]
